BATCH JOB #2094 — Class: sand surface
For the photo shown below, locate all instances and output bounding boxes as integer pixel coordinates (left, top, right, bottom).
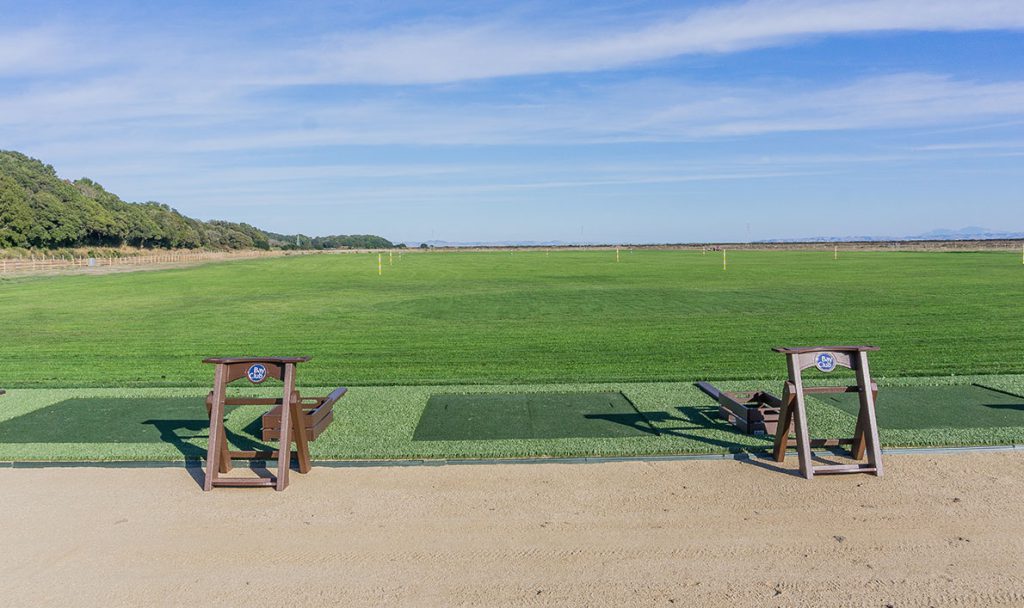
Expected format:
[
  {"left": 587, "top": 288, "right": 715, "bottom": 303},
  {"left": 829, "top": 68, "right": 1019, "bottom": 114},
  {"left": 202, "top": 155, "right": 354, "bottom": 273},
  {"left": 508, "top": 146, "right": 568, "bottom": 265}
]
[{"left": 2, "top": 452, "right": 1024, "bottom": 607}]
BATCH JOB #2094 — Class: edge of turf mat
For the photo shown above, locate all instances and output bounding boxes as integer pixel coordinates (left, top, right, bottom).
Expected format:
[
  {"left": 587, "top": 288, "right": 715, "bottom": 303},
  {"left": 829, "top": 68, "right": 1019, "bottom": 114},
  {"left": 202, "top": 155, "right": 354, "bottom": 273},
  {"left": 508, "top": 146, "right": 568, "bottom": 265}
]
[{"left": 5, "top": 443, "right": 1023, "bottom": 469}]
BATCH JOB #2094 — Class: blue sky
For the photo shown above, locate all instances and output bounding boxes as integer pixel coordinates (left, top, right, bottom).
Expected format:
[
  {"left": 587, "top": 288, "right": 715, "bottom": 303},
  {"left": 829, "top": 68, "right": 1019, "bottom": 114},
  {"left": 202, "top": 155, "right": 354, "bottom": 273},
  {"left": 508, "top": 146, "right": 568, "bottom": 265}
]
[{"left": 2, "top": 0, "right": 1023, "bottom": 244}]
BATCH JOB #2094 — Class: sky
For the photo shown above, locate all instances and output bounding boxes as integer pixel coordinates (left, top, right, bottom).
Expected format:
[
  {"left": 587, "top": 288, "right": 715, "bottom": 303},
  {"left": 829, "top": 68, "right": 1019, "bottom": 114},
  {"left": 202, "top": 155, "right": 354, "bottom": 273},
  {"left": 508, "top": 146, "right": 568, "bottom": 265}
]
[{"left": 1, "top": 0, "right": 1023, "bottom": 244}]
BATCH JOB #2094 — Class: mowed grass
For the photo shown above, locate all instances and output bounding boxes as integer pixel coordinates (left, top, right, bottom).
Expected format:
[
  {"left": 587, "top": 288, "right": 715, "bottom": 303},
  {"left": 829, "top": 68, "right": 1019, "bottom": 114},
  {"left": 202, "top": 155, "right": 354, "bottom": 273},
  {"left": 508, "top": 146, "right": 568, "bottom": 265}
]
[{"left": 0, "top": 249, "right": 1021, "bottom": 388}]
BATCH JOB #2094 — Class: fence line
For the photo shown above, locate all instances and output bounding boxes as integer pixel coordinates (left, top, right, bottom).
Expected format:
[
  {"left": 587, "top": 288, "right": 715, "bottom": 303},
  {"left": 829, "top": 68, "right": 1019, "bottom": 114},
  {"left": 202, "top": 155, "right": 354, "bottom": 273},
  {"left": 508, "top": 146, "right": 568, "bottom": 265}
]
[{"left": 0, "top": 249, "right": 297, "bottom": 275}]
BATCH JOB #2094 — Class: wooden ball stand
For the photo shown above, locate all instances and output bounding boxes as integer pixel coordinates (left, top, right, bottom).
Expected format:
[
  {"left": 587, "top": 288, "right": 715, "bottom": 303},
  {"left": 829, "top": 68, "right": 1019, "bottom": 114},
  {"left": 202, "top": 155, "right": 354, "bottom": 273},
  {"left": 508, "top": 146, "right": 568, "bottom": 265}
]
[{"left": 202, "top": 357, "right": 345, "bottom": 491}]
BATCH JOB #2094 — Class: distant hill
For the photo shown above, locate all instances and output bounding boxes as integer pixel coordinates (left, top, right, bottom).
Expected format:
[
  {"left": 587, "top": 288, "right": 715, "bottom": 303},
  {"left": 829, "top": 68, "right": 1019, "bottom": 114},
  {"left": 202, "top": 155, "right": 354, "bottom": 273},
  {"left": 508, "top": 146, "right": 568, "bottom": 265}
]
[
  {"left": 412, "top": 239, "right": 572, "bottom": 248},
  {"left": 0, "top": 150, "right": 393, "bottom": 251},
  {"left": 757, "top": 227, "right": 1024, "bottom": 244},
  {"left": 263, "top": 231, "right": 396, "bottom": 250}
]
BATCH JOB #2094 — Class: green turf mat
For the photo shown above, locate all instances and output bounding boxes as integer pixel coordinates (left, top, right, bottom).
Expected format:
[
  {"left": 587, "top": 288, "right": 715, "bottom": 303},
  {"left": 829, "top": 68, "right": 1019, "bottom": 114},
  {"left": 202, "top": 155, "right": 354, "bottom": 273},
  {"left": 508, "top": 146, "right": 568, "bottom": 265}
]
[
  {"left": 817, "top": 385, "right": 1024, "bottom": 430},
  {"left": 413, "top": 391, "right": 656, "bottom": 440},
  {"left": 0, "top": 396, "right": 268, "bottom": 457}
]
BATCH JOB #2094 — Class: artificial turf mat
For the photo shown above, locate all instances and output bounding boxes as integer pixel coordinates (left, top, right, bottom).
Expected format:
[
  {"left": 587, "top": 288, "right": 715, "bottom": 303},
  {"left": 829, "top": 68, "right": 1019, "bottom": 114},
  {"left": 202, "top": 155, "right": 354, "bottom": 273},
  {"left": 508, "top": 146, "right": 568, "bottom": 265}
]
[
  {"left": 413, "top": 392, "right": 656, "bottom": 440},
  {"left": 0, "top": 396, "right": 269, "bottom": 458},
  {"left": 817, "top": 385, "right": 1024, "bottom": 430}
]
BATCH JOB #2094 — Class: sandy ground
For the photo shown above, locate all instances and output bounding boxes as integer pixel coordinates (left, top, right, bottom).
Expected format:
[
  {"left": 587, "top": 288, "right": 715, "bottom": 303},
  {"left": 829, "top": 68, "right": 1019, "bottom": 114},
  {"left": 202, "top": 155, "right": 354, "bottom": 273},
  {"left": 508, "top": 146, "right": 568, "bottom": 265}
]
[{"left": 2, "top": 452, "right": 1024, "bottom": 607}]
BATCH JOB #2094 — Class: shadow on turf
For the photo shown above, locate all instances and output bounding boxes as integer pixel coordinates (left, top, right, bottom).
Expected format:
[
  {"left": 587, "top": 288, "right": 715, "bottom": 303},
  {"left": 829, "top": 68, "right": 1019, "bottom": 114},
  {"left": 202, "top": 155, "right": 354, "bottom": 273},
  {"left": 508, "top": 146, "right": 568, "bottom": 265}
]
[
  {"left": 983, "top": 403, "right": 1024, "bottom": 412},
  {"left": 0, "top": 397, "right": 272, "bottom": 460},
  {"left": 588, "top": 405, "right": 755, "bottom": 452},
  {"left": 590, "top": 404, "right": 853, "bottom": 477}
]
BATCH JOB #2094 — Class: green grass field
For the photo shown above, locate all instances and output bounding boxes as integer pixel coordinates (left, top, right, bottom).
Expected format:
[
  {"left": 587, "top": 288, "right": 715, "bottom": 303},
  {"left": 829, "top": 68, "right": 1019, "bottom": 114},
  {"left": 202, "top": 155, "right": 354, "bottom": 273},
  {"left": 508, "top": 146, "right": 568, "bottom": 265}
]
[
  {"left": 1, "top": 249, "right": 1022, "bottom": 462},
  {"left": 1, "top": 250, "right": 1021, "bottom": 388}
]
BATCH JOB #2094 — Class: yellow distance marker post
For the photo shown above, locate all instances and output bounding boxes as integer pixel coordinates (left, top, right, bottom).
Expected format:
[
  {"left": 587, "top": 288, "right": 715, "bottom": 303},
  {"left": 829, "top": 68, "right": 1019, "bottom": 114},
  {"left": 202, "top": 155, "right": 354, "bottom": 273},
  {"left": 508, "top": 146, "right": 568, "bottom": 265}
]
[
  {"left": 616, "top": 247, "right": 620, "bottom": 262},
  {"left": 834, "top": 244, "right": 838, "bottom": 260},
  {"left": 723, "top": 250, "right": 727, "bottom": 271},
  {"left": 389, "top": 250, "right": 393, "bottom": 266},
  {"left": 378, "top": 253, "right": 382, "bottom": 276}
]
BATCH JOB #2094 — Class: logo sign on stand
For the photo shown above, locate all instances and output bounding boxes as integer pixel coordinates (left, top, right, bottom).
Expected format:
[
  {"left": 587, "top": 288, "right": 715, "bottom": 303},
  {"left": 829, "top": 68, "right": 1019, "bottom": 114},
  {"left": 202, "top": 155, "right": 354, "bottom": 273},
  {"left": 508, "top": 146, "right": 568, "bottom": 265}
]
[
  {"left": 246, "top": 363, "right": 268, "bottom": 384},
  {"left": 814, "top": 352, "right": 837, "bottom": 373}
]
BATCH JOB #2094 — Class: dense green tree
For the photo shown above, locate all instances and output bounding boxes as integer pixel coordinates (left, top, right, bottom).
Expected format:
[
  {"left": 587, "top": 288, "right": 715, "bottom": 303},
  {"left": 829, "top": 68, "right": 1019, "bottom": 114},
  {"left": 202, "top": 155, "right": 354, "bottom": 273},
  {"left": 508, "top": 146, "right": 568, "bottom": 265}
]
[
  {"left": 0, "top": 150, "right": 392, "bottom": 251},
  {"left": 0, "top": 174, "right": 33, "bottom": 247}
]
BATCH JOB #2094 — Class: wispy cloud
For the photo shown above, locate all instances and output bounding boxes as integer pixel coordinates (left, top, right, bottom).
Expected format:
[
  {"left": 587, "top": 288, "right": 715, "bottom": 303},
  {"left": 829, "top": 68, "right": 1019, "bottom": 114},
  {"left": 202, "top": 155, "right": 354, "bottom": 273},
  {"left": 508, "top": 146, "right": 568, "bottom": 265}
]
[
  {"left": 308, "top": 0, "right": 1024, "bottom": 84},
  {"left": 0, "top": 25, "right": 104, "bottom": 76},
  {"left": 911, "top": 140, "right": 1024, "bottom": 151},
  {"left": 16, "top": 72, "right": 1018, "bottom": 154}
]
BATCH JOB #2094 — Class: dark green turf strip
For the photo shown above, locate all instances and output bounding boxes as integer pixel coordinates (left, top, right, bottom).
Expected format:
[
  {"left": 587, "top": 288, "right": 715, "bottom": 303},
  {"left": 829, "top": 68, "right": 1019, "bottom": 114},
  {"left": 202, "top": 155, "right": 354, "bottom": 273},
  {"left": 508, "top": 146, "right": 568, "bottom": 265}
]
[
  {"left": 0, "top": 397, "right": 268, "bottom": 456},
  {"left": 817, "top": 385, "right": 1024, "bottom": 430},
  {"left": 413, "top": 392, "right": 657, "bottom": 440}
]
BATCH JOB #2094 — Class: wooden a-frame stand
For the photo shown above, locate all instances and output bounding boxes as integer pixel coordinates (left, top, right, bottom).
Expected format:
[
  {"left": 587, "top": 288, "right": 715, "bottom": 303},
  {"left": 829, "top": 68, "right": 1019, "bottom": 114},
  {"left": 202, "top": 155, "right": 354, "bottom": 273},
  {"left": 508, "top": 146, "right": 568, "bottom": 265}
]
[
  {"left": 203, "top": 356, "right": 312, "bottom": 491},
  {"left": 772, "top": 346, "right": 883, "bottom": 479}
]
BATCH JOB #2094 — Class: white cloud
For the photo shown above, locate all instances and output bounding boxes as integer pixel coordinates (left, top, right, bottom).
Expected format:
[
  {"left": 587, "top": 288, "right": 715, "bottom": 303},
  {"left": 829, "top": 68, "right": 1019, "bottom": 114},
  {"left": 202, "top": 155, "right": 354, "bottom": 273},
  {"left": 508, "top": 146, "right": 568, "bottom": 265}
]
[
  {"left": 0, "top": 26, "right": 99, "bottom": 75},
  {"left": 6, "top": 71, "right": 1024, "bottom": 160},
  {"left": 308, "top": 0, "right": 1024, "bottom": 84},
  {"left": 679, "top": 74, "right": 1024, "bottom": 136}
]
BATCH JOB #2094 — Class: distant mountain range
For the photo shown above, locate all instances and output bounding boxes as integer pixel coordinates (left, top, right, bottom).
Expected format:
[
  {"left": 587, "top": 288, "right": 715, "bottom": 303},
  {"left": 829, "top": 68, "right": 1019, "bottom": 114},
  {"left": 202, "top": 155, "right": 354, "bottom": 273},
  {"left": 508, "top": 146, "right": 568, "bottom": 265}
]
[
  {"left": 406, "top": 227, "right": 1024, "bottom": 248},
  {"left": 412, "top": 239, "right": 573, "bottom": 248},
  {"left": 757, "top": 227, "right": 1024, "bottom": 244}
]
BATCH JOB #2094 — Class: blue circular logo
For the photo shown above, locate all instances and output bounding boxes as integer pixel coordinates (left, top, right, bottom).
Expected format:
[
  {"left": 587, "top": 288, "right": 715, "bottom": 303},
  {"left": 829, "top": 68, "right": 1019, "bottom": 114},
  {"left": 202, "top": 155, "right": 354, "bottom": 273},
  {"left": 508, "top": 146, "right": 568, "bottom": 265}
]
[
  {"left": 815, "top": 352, "right": 837, "bottom": 373},
  {"left": 246, "top": 363, "right": 268, "bottom": 384}
]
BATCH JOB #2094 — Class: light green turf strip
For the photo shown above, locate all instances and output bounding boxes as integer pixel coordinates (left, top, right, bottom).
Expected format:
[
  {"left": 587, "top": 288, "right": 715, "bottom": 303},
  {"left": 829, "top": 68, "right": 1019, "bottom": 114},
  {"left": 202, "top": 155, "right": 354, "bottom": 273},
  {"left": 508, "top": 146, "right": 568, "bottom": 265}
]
[{"left": 2, "top": 375, "right": 1024, "bottom": 462}]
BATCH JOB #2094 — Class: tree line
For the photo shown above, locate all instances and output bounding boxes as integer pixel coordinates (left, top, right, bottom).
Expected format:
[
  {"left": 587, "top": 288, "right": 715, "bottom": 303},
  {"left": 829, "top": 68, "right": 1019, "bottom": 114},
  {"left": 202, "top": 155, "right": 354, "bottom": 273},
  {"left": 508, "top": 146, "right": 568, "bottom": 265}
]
[{"left": 0, "top": 151, "right": 394, "bottom": 251}]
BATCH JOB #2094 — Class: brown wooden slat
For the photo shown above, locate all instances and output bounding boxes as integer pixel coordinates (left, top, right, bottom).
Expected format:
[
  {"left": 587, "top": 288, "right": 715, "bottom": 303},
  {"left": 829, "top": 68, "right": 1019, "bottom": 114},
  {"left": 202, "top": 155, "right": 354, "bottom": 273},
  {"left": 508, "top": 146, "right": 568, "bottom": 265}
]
[
  {"left": 263, "top": 402, "right": 331, "bottom": 427},
  {"left": 694, "top": 381, "right": 721, "bottom": 400},
  {"left": 801, "top": 386, "right": 861, "bottom": 395},
  {"left": 263, "top": 410, "right": 334, "bottom": 441},
  {"left": 785, "top": 438, "right": 854, "bottom": 448},
  {"left": 211, "top": 478, "right": 277, "bottom": 487},
  {"left": 813, "top": 465, "right": 878, "bottom": 474},
  {"left": 227, "top": 450, "right": 296, "bottom": 460},
  {"left": 772, "top": 346, "right": 879, "bottom": 354},
  {"left": 223, "top": 397, "right": 285, "bottom": 406},
  {"left": 203, "top": 356, "right": 311, "bottom": 365}
]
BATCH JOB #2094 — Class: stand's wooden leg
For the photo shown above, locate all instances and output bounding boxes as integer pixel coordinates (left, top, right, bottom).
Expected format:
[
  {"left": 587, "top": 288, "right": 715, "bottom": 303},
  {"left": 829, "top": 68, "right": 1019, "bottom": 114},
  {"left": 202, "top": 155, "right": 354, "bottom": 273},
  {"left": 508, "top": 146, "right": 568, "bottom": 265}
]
[
  {"left": 204, "top": 365, "right": 227, "bottom": 491},
  {"left": 275, "top": 363, "right": 296, "bottom": 491},
  {"left": 218, "top": 424, "right": 232, "bottom": 473},
  {"left": 850, "top": 385, "right": 876, "bottom": 461},
  {"left": 772, "top": 383, "right": 796, "bottom": 462},
  {"left": 292, "top": 400, "right": 312, "bottom": 474},
  {"left": 786, "top": 356, "right": 814, "bottom": 479},
  {"left": 792, "top": 397, "right": 813, "bottom": 479},
  {"left": 855, "top": 353, "right": 884, "bottom": 477}
]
